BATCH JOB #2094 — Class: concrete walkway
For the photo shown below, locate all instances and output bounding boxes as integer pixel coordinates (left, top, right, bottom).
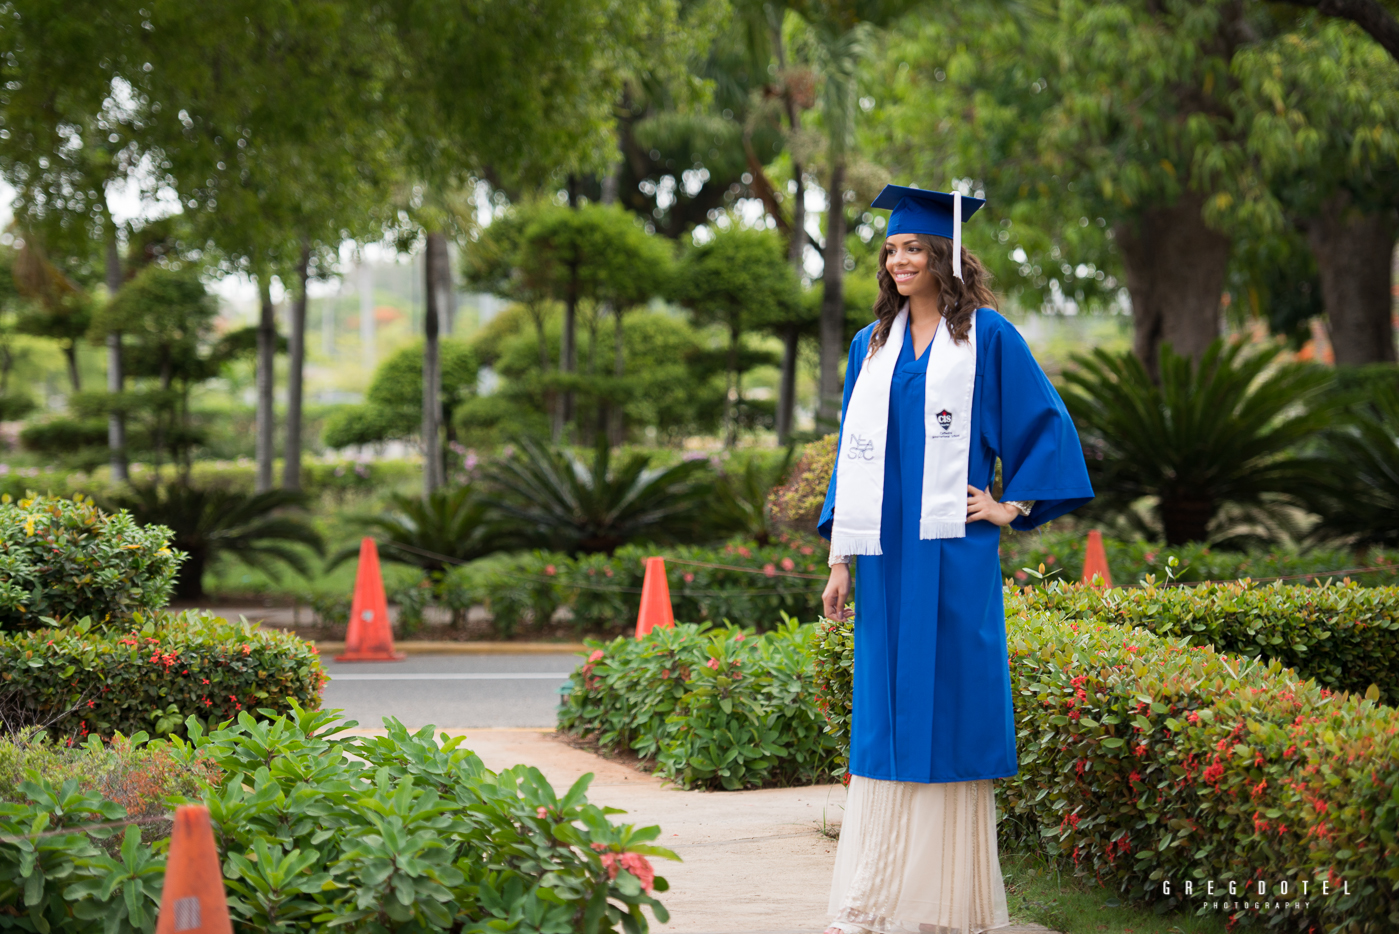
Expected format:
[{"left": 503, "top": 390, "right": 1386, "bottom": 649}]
[{"left": 373, "top": 729, "right": 1053, "bottom": 934}]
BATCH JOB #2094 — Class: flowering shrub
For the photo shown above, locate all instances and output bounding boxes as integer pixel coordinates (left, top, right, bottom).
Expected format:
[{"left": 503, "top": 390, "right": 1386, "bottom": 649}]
[
  {"left": 0, "top": 610, "right": 324, "bottom": 741},
  {"left": 0, "top": 494, "right": 183, "bottom": 631},
  {"left": 1017, "top": 579, "right": 1399, "bottom": 702},
  {"left": 558, "top": 620, "right": 838, "bottom": 789},
  {"left": 999, "top": 529, "right": 1399, "bottom": 587},
  {"left": 811, "top": 601, "right": 1399, "bottom": 930},
  {"left": 0, "top": 708, "right": 674, "bottom": 933}
]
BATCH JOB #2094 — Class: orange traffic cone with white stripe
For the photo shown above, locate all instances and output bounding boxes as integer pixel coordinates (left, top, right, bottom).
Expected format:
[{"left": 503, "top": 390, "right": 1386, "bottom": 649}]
[
  {"left": 336, "top": 538, "right": 405, "bottom": 661},
  {"left": 156, "top": 805, "right": 232, "bottom": 934},
  {"left": 1082, "top": 529, "right": 1113, "bottom": 589},
  {"left": 635, "top": 557, "right": 675, "bottom": 639}
]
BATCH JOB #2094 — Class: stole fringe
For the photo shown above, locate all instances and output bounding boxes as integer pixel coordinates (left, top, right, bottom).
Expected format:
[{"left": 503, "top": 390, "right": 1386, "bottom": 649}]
[
  {"left": 919, "top": 519, "right": 968, "bottom": 540},
  {"left": 831, "top": 535, "right": 884, "bottom": 557}
]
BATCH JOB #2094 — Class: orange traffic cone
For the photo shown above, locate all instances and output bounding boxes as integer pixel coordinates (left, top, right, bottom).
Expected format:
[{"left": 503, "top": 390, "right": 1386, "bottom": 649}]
[
  {"left": 1081, "top": 529, "right": 1113, "bottom": 589},
  {"left": 336, "top": 537, "right": 405, "bottom": 661},
  {"left": 635, "top": 556, "right": 675, "bottom": 639},
  {"left": 156, "top": 805, "right": 233, "bottom": 934}
]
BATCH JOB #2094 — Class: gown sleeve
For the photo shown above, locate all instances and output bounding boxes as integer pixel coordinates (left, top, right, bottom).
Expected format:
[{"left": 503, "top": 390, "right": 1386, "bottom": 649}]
[
  {"left": 817, "top": 330, "right": 871, "bottom": 541},
  {"left": 982, "top": 315, "right": 1094, "bottom": 530}
]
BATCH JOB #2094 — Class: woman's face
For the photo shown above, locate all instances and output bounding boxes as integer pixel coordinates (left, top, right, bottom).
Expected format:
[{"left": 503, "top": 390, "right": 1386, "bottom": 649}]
[{"left": 884, "top": 234, "right": 939, "bottom": 299}]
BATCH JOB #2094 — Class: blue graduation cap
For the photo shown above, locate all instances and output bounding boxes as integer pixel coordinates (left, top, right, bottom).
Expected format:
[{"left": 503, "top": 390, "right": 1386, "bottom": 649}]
[{"left": 871, "top": 185, "right": 986, "bottom": 279}]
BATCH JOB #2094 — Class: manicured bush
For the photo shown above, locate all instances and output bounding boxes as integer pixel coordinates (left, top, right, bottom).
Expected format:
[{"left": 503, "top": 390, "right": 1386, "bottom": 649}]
[
  {"left": 810, "top": 605, "right": 1399, "bottom": 930},
  {"left": 0, "top": 610, "right": 324, "bottom": 740},
  {"left": 558, "top": 620, "right": 839, "bottom": 790},
  {"left": 999, "top": 529, "right": 1399, "bottom": 587},
  {"left": 1016, "top": 580, "right": 1399, "bottom": 703},
  {"left": 0, "top": 494, "right": 183, "bottom": 631},
  {"left": 767, "top": 434, "right": 836, "bottom": 534},
  {"left": 0, "top": 708, "right": 675, "bottom": 933}
]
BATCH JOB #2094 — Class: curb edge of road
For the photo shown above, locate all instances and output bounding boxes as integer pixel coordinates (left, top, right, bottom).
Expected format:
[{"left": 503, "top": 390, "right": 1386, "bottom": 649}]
[{"left": 311, "top": 640, "right": 588, "bottom": 656}]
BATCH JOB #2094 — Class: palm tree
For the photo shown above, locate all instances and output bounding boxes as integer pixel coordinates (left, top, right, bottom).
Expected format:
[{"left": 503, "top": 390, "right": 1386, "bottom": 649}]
[
  {"left": 1312, "top": 380, "right": 1399, "bottom": 548},
  {"left": 1061, "top": 339, "right": 1339, "bottom": 544},
  {"left": 484, "top": 435, "right": 711, "bottom": 554},
  {"left": 330, "top": 484, "right": 507, "bottom": 573},
  {"left": 111, "top": 486, "right": 323, "bottom": 601}
]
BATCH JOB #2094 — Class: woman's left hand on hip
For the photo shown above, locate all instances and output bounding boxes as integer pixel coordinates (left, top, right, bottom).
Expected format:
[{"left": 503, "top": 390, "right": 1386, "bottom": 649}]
[{"left": 966, "top": 485, "right": 1019, "bottom": 527}]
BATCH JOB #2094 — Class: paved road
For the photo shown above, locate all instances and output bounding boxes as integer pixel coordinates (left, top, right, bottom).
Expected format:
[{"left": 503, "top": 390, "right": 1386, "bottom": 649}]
[{"left": 320, "top": 653, "right": 582, "bottom": 729}]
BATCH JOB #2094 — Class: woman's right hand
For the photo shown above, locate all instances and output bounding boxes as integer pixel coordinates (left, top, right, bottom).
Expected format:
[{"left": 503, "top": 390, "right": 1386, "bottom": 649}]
[{"left": 822, "top": 563, "right": 853, "bottom": 621}]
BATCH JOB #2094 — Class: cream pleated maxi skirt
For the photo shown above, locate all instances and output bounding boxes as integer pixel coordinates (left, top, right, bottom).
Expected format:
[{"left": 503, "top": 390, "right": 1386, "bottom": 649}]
[{"left": 828, "top": 776, "right": 1011, "bottom": 934}]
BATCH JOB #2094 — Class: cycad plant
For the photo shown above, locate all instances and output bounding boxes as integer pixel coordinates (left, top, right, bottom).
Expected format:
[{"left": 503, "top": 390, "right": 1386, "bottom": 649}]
[
  {"left": 1312, "top": 381, "right": 1399, "bottom": 548},
  {"left": 1061, "top": 339, "right": 1338, "bottom": 545},
  {"left": 331, "top": 484, "right": 506, "bottom": 573},
  {"left": 484, "top": 435, "right": 711, "bottom": 554},
  {"left": 111, "top": 485, "right": 323, "bottom": 600}
]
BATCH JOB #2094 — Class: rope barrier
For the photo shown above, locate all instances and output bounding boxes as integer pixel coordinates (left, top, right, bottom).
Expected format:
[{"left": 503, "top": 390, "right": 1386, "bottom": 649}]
[{"left": 0, "top": 814, "right": 171, "bottom": 844}]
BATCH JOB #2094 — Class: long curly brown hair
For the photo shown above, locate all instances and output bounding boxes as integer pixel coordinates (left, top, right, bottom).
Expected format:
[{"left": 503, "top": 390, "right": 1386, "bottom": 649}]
[{"left": 869, "top": 234, "right": 999, "bottom": 355}]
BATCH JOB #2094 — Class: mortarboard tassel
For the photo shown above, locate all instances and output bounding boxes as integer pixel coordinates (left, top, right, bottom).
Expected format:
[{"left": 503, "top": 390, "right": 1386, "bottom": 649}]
[{"left": 952, "top": 191, "right": 963, "bottom": 280}]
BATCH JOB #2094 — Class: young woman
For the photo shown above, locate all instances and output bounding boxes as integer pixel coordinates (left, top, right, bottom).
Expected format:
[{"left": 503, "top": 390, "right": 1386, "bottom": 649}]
[{"left": 818, "top": 185, "right": 1094, "bottom": 934}]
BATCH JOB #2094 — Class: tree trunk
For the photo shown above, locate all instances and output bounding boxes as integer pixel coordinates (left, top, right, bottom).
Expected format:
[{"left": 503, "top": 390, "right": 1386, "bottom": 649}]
[
  {"left": 610, "top": 308, "right": 627, "bottom": 446},
  {"left": 284, "top": 243, "right": 310, "bottom": 491},
  {"left": 775, "top": 326, "right": 800, "bottom": 444},
  {"left": 359, "top": 257, "right": 375, "bottom": 370},
  {"left": 818, "top": 161, "right": 848, "bottom": 430},
  {"left": 256, "top": 278, "right": 277, "bottom": 493},
  {"left": 174, "top": 547, "right": 207, "bottom": 601},
  {"left": 726, "top": 320, "right": 741, "bottom": 448},
  {"left": 1160, "top": 491, "right": 1215, "bottom": 545},
  {"left": 1115, "top": 193, "right": 1231, "bottom": 381},
  {"left": 63, "top": 343, "right": 81, "bottom": 392},
  {"left": 104, "top": 230, "right": 128, "bottom": 483},
  {"left": 557, "top": 271, "right": 579, "bottom": 443},
  {"left": 423, "top": 230, "right": 448, "bottom": 496},
  {"left": 1305, "top": 192, "right": 1398, "bottom": 365}
]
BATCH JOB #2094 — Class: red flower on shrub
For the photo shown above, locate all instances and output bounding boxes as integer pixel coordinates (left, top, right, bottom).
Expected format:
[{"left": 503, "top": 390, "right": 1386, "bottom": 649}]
[
  {"left": 707, "top": 658, "right": 719, "bottom": 670},
  {"left": 545, "top": 565, "right": 557, "bottom": 576},
  {"left": 781, "top": 557, "right": 795, "bottom": 571},
  {"left": 1187, "top": 712, "right": 1200, "bottom": 724},
  {"left": 683, "top": 572, "right": 694, "bottom": 582},
  {"left": 737, "top": 547, "right": 751, "bottom": 558},
  {"left": 588, "top": 650, "right": 605, "bottom": 663},
  {"left": 763, "top": 563, "right": 777, "bottom": 577},
  {"left": 621, "top": 852, "right": 655, "bottom": 892},
  {"left": 800, "top": 545, "right": 813, "bottom": 555}
]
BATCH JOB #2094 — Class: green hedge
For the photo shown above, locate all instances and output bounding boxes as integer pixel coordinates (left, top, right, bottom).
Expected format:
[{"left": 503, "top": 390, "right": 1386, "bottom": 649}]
[
  {"left": 0, "top": 494, "right": 182, "bottom": 631},
  {"left": 0, "top": 708, "right": 674, "bottom": 933},
  {"left": 389, "top": 540, "right": 830, "bottom": 637},
  {"left": 0, "top": 610, "right": 324, "bottom": 740},
  {"left": 1000, "top": 530, "right": 1399, "bottom": 587},
  {"left": 558, "top": 620, "right": 838, "bottom": 790},
  {"left": 1016, "top": 580, "right": 1399, "bottom": 703},
  {"left": 811, "top": 609, "right": 1399, "bottom": 930}
]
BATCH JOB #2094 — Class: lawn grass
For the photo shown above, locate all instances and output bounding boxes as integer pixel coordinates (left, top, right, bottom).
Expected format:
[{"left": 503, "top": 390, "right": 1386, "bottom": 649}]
[{"left": 1002, "top": 847, "right": 1233, "bottom": 934}]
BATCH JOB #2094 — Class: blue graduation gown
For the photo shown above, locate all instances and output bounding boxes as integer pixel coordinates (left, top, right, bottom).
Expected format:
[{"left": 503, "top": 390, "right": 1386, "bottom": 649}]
[{"left": 818, "top": 308, "right": 1093, "bottom": 783}]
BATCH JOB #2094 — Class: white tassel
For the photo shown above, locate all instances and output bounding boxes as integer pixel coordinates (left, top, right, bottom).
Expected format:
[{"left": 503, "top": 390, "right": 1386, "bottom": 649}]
[{"left": 952, "top": 191, "right": 963, "bottom": 280}]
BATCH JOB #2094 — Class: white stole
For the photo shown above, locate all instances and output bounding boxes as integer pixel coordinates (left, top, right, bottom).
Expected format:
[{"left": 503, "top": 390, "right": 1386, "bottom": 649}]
[{"left": 830, "top": 307, "right": 977, "bottom": 555}]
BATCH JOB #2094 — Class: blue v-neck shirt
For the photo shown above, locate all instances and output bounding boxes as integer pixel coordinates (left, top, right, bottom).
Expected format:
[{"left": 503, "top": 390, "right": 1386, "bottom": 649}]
[{"left": 819, "top": 308, "right": 1093, "bottom": 783}]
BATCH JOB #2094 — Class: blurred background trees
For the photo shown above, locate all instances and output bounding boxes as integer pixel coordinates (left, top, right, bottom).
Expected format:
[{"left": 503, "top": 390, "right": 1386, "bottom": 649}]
[{"left": 0, "top": 0, "right": 1397, "bottom": 601}]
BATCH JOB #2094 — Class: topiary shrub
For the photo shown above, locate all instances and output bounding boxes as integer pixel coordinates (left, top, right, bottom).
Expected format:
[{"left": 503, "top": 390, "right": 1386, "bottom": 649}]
[
  {"left": 767, "top": 434, "right": 836, "bottom": 535},
  {"left": 0, "top": 494, "right": 183, "bottom": 631},
  {"left": 0, "top": 610, "right": 324, "bottom": 740},
  {"left": 811, "top": 600, "right": 1399, "bottom": 930}
]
